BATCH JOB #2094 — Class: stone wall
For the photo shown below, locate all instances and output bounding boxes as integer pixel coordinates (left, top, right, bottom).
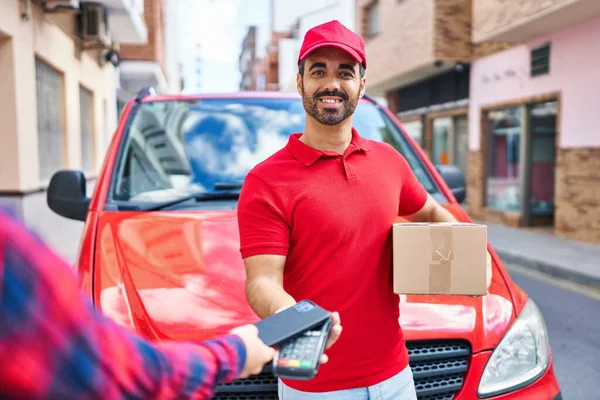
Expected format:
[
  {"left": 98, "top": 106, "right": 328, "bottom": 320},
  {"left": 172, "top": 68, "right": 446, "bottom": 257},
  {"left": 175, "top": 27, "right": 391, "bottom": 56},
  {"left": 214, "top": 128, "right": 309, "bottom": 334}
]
[
  {"left": 466, "top": 146, "right": 600, "bottom": 244},
  {"left": 466, "top": 150, "right": 484, "bottom": 219},
  {"left": 555, "top": 147, "right": 600, "bottom": 243}
]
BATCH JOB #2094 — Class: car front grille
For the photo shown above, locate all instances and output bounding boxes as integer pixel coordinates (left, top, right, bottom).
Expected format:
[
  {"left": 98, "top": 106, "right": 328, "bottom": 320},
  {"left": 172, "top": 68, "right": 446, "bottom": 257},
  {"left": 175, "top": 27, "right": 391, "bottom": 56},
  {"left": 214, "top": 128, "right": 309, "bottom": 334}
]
[
  {"left": 211, "top": 339, "right": 471, "bottom": 400},
  {"left": 212, "top": 363, "right": 278, "bottom": 400},
  {"left": 409, "top": 340, "right": 470, "bottom": 400}
]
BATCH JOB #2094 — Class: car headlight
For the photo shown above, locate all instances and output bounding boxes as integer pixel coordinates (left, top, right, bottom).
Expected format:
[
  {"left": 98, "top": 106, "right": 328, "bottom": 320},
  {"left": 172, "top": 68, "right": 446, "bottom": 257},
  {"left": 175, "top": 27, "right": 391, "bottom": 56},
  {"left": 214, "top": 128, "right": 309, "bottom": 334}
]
[{"left": 478, "top": 298, "right": 550, "bottom": 398}]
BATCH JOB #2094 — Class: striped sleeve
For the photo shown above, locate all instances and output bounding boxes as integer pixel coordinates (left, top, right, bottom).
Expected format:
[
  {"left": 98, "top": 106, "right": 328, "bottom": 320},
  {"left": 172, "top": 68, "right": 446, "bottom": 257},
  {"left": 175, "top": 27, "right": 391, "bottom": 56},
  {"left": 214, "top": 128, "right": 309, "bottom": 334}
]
[{"left": 0, "top": 208, "right": 246, "bottom": 400}]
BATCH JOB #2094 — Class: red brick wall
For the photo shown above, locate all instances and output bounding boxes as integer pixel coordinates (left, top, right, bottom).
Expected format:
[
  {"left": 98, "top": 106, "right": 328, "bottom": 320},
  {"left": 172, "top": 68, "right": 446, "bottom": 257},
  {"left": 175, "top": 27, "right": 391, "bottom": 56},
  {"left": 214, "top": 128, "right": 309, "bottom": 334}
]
[
  {"left": 254, "top": 53, "right": 279, "bottom": 91},
  {"left": 555, "top": 147, "right": 600, "bottom": 244},
  {"left": 119, "top": 0, "right": 167, "bottom": 78}
]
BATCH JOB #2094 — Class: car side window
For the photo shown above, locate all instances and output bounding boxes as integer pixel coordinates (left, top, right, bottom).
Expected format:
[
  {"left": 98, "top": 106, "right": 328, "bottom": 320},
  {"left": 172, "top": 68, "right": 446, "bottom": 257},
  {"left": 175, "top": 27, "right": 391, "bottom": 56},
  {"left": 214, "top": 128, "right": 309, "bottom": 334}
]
[
  {"left": 379, "top": 119, "right": 437, "bottom": 194},
  {"left": 354, "top": 103, "right": 438, "bottom": 194}
]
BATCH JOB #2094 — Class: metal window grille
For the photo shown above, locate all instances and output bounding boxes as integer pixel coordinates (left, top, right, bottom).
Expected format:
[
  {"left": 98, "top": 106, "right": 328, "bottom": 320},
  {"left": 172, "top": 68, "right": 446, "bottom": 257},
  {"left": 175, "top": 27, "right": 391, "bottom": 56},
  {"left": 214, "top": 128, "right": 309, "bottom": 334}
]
[
  {"left": 35, "top": 58, "right": 64, "bottom": 182},
  {"left": 531, "top": 43, "right": 550, "bottom": 77},
  {"left": 80, "top": 86, "right": 94, "bottom": 172},
  {"left": 396, "top": 65, "right": 471, "bottom": 113}
]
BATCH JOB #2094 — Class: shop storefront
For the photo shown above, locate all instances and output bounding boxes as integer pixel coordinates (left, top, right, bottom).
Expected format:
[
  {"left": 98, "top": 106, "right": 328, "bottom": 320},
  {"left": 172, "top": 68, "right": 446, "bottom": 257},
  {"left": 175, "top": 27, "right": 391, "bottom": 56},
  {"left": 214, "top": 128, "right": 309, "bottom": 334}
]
[
  {"left": 467, "top": 17, "right": 600, "bottom": 244},
  {"left": 482, "top": 98, "right": 558, "bottom": 226},
  {"left": 394, "top": 64, "right": 470, "bottom": 178},
  {"left": 430, "top": 111, "right": 468, "bottom": 175},
  {"left": 399, "top": 116, "right": 424, "bottom": 147}
]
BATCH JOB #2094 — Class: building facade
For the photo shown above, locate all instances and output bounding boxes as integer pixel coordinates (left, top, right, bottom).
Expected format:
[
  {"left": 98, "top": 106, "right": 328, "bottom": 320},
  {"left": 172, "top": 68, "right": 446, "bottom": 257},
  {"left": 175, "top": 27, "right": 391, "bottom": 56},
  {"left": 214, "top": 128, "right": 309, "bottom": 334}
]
[
  {"left": 239, "top": 26, "right": 258, "bottom": 90},
  {"left": 239, "top": 23, "right": 280, "bottom": 92},
  {"left": 356, "top": 0, "right": 473, "bottom": 177},
  {"left": 236, "top": 0, "right": 356, "bottom": 93},
  {"left": 468, "top": 1, "right": 600, "bottom": 244},
  {"left": 117, "top": 0, "right": 171, "bottom": 113},
  {"left": 0, "top": 0, "right": 147, "bottom": 262},
  {"left": 253, "top": 30, "right": 293, "bottom": 91},
  {"left": 357, "top": 0, "right": 600, "bottom": 244}
]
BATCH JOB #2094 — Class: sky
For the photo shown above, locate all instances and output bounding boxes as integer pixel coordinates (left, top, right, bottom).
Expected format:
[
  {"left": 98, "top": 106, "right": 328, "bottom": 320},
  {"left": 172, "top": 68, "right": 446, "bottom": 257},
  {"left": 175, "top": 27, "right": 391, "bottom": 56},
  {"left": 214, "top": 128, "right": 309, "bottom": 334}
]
[{"left": 176, "top": 0, "right": 271, "bottom": 93}]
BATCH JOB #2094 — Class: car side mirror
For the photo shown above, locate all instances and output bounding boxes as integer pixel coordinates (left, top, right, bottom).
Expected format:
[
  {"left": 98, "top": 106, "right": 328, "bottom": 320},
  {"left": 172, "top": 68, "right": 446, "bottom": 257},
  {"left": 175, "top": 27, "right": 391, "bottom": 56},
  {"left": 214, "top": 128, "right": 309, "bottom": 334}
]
[
  {"left": 47, "top": 170, "right": 90, "bottom": 221},
  {"left": 435, "top": 164, "right": 467, "bottom": 204}
]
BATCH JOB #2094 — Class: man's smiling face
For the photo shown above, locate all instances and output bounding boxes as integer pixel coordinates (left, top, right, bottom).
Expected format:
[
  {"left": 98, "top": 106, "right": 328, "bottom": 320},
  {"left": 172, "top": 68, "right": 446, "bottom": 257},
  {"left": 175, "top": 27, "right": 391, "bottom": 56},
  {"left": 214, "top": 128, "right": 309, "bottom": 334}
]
[{"left": 297, "top": 47, "right": 366, "bottom": 126}]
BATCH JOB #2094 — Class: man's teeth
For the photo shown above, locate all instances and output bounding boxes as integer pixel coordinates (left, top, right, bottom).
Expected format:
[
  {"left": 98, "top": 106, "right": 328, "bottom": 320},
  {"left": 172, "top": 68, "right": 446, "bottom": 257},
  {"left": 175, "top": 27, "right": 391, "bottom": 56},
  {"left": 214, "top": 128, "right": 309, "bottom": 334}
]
[{"left": 321, "top": 98, "right": 342, "bottom": 104}]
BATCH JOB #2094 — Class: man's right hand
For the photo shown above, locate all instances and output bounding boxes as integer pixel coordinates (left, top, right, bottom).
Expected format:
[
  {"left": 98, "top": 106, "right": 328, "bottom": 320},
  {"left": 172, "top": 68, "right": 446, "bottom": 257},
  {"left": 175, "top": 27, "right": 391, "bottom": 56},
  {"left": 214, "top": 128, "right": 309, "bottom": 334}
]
[
  {"left": 230, "top": 324, "right": 276, "bottom": 379},
  {"left": 274, "top": 306, "right": 343, "bottom": 365}
]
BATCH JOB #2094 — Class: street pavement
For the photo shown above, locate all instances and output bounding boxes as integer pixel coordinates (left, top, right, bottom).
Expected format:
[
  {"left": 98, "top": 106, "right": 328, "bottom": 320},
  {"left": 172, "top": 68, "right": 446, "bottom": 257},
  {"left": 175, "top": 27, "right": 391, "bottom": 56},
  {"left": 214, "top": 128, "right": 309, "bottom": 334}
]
[
  {"left": 482, "top": 221, "right": 600, "bottom": 289},
  {"left": 506, "top": 264, "right": 600, "bottom": 400}
]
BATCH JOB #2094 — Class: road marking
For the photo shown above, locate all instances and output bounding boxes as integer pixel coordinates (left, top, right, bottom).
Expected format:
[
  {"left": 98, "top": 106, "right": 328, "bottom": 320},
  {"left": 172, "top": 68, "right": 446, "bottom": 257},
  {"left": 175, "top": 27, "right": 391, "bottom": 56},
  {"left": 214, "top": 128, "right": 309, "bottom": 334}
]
[{"left": 505, "top": 263, "right": 600, "bottom": 302}]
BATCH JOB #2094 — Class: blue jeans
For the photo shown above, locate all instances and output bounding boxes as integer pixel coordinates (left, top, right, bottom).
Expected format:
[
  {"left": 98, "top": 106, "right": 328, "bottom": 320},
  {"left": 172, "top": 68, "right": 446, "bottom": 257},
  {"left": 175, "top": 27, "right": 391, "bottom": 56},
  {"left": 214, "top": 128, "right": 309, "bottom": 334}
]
[{"left": 277, "top": 365, "right": 418, "bottom": 400}]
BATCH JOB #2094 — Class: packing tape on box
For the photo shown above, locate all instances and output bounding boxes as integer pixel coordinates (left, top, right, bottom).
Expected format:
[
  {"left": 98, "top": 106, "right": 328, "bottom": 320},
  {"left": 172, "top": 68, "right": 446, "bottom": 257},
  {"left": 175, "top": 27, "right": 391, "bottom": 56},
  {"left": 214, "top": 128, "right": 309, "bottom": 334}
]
[{"left": 429, "top": 224, "right": 453, "bottom": 293}]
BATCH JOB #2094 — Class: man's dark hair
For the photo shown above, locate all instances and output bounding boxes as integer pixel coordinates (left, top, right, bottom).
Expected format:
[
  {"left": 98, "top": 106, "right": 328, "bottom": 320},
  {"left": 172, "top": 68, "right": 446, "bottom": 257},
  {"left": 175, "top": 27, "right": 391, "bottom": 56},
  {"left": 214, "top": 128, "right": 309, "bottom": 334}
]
[{"left": 298, "top": 59, "right": 366, "bottom": 78}]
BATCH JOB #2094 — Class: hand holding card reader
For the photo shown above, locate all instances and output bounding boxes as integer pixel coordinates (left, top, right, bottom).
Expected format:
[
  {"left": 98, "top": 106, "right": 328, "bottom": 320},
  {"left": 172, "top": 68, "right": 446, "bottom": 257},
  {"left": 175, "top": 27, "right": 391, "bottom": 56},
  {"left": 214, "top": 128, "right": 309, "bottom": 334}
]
[{"left": 253, "top": 300, "right": 332, "bottom": 380}]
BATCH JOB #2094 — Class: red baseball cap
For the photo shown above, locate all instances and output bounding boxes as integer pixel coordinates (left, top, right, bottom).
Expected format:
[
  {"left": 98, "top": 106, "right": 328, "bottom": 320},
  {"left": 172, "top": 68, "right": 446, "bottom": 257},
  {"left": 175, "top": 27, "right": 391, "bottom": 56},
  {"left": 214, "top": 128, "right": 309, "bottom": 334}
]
[{"left": 298, "top": 20, "right": 367, "bottom": 69}]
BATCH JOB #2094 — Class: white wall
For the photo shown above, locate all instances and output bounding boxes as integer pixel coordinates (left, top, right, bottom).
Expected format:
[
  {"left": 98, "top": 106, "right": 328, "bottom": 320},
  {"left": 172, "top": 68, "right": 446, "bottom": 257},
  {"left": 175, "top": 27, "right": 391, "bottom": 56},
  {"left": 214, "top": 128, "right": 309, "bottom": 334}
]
[
  {"left": 174, "top": 0, "right": 201, "bottom": 93},
  {"left": 255, "top": 24, "right": 271, "bottom": 60},
  {"left": 164, "top": 0, "right": 181, "bottom": 93},
  {"left": 0, "top": 1, "right": 118, "bottom": 191},
  {"left": 272, "top": 0, "right": 340, "bottom": 32},
  {"left": 279, "top": 38, "right": 300, "bottom": 92}
]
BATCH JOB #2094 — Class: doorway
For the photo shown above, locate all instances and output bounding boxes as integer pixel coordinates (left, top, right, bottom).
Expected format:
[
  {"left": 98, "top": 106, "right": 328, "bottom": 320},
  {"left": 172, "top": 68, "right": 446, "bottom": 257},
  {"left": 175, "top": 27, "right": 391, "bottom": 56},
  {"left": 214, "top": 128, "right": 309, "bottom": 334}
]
[
  {"left": 523, "top": 100, "right": 557, "bottom": 226},
  {"left": 482, "top": 96, "right": 558, "bottom": 227}
]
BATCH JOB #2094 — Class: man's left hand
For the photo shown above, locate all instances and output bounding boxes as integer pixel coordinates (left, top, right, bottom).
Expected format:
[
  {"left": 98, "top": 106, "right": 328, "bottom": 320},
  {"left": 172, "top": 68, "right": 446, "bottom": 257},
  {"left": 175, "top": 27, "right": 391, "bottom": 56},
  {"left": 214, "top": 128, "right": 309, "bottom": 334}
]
[
  {"left": 486, "top": 249, "right": 492, "bottom": 290},
  {"left": 469, "top": 250, "right": 492, "bottom": 298}
]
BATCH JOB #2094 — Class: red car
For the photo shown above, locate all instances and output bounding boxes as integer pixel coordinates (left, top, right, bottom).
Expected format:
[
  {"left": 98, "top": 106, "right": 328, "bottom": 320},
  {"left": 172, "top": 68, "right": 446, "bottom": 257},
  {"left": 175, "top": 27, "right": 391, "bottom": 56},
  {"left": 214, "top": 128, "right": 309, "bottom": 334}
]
[{"left": 47, "top": 88, "right": 562, "bottom": 400}]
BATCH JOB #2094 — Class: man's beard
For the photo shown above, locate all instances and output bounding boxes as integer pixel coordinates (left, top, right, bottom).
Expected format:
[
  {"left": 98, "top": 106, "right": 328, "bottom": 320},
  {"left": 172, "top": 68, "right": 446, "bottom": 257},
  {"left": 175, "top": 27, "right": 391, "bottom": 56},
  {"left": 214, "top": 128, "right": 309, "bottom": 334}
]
[{"left": 301, "top": 83, "right": 359, "bottom": 126}]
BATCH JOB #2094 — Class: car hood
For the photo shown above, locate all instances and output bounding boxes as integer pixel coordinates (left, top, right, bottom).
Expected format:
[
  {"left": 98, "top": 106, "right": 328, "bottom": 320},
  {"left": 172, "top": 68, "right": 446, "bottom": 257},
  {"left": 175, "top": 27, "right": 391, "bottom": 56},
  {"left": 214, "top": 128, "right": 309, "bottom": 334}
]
[{"left": 94, "top": 210, "right": 516, "bottom": 353}]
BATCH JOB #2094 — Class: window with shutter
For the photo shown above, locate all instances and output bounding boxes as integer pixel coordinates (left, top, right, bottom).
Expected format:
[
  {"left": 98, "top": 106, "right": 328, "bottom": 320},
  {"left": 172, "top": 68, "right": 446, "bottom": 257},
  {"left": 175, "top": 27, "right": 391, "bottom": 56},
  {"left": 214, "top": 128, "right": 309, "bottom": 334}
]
[
  {"left": 35, "top": 58, "right": 65, "bottom": 182},
  {"left": 79, "top": 86, "right": 94, "bottom": 173}
]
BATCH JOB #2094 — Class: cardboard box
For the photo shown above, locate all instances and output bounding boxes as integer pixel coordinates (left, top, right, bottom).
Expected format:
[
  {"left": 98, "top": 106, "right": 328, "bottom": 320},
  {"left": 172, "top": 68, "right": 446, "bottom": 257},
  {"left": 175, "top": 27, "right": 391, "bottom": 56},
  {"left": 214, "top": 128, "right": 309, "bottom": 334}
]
[{"left": 392, "top": 222, "right": 489, "bottom": 296}]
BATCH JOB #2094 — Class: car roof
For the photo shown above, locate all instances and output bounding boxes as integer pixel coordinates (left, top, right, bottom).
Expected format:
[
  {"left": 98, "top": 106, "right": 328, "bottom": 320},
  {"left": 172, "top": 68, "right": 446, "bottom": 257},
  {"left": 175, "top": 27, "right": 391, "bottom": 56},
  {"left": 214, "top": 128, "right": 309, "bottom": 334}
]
[{"left": 139, "top": 90, "right": 377, "bottom": 104}]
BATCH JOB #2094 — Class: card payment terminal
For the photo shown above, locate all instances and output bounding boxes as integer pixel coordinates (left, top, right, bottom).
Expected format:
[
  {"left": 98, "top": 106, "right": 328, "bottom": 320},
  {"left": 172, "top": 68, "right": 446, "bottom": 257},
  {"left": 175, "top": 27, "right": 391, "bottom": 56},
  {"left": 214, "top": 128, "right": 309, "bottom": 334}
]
[
  {"left": 272, "top": 318, "right": 331, "bottom": 380},
  {"left": 253, "top": 300, "right": 332, "bottom": 380}
]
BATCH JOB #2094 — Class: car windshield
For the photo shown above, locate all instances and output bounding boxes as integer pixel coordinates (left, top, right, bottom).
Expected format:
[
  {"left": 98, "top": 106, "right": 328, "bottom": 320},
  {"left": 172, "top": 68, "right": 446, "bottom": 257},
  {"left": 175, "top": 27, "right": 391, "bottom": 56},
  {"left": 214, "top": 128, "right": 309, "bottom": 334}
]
[{"left": 107, "top": 97, "right": 442, "bottom": 209}]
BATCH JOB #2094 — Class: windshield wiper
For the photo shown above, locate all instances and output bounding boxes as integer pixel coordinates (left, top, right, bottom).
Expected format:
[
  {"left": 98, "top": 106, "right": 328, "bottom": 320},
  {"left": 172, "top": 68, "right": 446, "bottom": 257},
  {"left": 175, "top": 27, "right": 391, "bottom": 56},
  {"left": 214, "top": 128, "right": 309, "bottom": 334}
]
[
  {"left": 214, "top": 181, "right": 244, "bottom": 190},
  {"left": 135, "top": 190, "right": 241, "bottom": 212}
]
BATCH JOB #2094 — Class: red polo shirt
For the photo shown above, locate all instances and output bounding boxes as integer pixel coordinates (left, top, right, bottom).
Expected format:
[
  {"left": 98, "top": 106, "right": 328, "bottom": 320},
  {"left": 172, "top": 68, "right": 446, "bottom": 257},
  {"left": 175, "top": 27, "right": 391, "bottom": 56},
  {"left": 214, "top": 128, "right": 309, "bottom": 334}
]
[{"left": 237, "top": 128, "right": 428, "bottom": 392}]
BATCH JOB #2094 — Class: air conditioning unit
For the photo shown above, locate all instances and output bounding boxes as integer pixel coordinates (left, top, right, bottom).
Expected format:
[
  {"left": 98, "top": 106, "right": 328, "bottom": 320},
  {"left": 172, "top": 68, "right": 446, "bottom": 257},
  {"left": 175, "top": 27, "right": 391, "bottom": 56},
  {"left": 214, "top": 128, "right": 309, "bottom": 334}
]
[
  {"left": 39, "top": 0, "right": 80, "bottom": 12},
  {"left": 79, "top": 2, "right": 109, "bottom": 45}
]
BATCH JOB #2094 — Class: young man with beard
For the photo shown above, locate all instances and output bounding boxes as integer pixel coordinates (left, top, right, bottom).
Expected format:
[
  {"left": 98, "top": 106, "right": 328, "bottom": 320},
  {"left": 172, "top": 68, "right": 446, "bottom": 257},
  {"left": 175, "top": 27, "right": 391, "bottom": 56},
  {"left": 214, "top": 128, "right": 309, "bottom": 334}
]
[{"left": 237, "top": 20, "right": 491, "bottom": 399}]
